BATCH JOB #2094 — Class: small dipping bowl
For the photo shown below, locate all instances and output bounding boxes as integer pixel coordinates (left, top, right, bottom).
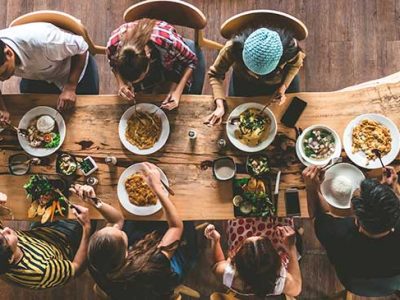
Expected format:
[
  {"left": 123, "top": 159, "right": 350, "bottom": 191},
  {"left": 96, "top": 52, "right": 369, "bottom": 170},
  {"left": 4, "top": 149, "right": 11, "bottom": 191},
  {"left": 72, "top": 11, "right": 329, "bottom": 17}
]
[{"left": 213, "top": 157, "right": 236, "bottom": 181}]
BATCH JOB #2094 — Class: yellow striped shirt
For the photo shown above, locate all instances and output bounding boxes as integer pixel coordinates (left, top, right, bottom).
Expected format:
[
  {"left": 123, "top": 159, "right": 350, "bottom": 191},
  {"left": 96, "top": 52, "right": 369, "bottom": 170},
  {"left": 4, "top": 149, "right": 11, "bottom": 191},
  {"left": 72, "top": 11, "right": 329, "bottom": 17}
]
[{"left": 5, "top": 227, "right": 75, "bottom": 289}]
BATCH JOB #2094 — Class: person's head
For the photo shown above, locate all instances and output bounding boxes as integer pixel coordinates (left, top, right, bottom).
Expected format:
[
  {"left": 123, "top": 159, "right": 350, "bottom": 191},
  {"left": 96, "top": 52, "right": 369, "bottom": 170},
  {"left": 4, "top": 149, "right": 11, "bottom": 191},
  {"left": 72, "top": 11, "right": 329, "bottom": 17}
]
[
  {"left": 232, "top": 236, "right": 282, "bottom": 296},
  {"left": 114, "top": 18, "right": 157, "bottom": 83},
  {"left": 0, "top": 40, "right": 17, "bottom": 81},
  {"left": 352, "top": 179, "right": 400, "bottom": 235},
  {"left": 88, "top": 229, "right": 178, "bottom": 299},
  {"left": 0, "top": 227, "right": 19, "bottom": 274},
  {"left": 232, "top": 26, "right": 299, "bottom": 76}
]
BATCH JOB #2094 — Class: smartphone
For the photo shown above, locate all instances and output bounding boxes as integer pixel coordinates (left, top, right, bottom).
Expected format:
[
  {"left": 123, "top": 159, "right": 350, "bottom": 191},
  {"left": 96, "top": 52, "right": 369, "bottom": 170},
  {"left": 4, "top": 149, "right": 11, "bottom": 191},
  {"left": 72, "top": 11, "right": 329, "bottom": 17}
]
[
  {"left": 280, "top": 96, "right": 307, "bottom": 128},
  {"left": 285, "top": 188, "right": 301, "bottom": 216}
]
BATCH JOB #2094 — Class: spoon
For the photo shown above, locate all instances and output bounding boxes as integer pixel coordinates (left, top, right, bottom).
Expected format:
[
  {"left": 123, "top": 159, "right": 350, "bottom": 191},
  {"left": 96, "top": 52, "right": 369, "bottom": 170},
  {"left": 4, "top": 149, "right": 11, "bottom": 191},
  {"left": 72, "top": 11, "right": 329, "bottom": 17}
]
[{"left": 372, "top": 149, "right": 391, "bottom": 177}]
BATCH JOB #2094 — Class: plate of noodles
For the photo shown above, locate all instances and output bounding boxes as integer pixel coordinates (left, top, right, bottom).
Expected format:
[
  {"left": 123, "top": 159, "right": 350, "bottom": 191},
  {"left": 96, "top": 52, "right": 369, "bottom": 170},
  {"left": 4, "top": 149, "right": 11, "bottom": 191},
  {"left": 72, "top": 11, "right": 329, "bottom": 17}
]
[
  {"left": 117, "top": 163, "right": 168, "bottom": 216},
  {"left": 343, "top": 114, "right": 400, "bottom": 169},
  {"left": 119, "top": 103, "right": 170, "bottom": 155},
  {"left": 226, "top": 103, "right": 277, "bottom": 152}
]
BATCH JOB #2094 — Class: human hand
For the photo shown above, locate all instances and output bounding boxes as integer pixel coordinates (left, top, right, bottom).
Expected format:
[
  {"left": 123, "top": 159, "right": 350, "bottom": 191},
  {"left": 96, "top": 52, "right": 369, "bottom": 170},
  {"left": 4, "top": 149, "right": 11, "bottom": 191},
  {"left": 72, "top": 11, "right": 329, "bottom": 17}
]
[
  {"left": 0, "top": 192, "right": 7, "bottom": 204},
  {"left": 302, "top": 165, "right": 325, "bottom": 191},
  {"left": 0, "top": 110, "right": 10, "bottom": 123},
  {"left": 277, "top": 226, "right": 296, "bottom": 250},
  {"left": 160, "top": 91, "right": 181, "bottom": 110},
  {"left": 57, "top": 87, "right": 77, "bottom": 111},
  {"left": 118, "top": 84, "right": 135, "bottom": 102},
  {"left": 381, "top": 166, "right": 398, "bottom": 190},
  {"left": 204, "top": 99, "right": 225, "bottom": 126},
  {"left": 69, "top": 184, "right": 97, "bottom": 206},
  {"left": 272, "top": 84, "right": 287, "bottom": 106},
  {"left": 140, "top": 162, "right": 163, "bottom": 193},
  {"left": 72, "top": 204, "right": 91, "bottom": 232},
  {"left": 204, "top": 224, "right": 221, "bottom": 241}
]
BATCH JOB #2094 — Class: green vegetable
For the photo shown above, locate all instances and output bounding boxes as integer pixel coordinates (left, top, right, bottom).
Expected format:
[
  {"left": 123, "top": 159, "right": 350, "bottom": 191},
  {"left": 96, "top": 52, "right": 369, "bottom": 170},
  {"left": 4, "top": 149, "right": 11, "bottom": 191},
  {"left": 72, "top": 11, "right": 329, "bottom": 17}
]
[
  {"left": 45, "top": 133, "right": 61, "bottom": 148},
  {"left": 24, "top": 175, "right": 53, "bottom": 201}
]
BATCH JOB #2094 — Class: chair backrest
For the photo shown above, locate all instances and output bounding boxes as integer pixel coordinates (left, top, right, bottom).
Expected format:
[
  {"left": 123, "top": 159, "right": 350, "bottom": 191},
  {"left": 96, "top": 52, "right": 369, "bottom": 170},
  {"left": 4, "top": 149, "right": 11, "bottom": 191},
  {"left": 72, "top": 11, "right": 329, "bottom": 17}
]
[
  {"left": 123, "top": 0, "right": 206, "bottom": 30},
  {"left": 9, "top": 10, "right": 105, "bottom": 55},
  {"left": 220, "top": 9, "right": 308, "bottom": 41},
  {"left": 210, "top": 291, "right": 239, "bottom": 300}
]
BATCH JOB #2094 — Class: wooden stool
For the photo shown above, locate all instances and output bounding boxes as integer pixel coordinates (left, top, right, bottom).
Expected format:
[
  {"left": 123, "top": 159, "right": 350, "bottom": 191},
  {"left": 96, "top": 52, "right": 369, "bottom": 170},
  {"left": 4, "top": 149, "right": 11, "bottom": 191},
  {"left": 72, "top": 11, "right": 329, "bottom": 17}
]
[
  {"left": 220, "top": 9, "right": 308, "bottom": 41},
  {"left": 9, "top": 10, "right": 106, "bottom": 55},
  {"left": 123, "top": 0, "right": 223, "bottom": 50}
]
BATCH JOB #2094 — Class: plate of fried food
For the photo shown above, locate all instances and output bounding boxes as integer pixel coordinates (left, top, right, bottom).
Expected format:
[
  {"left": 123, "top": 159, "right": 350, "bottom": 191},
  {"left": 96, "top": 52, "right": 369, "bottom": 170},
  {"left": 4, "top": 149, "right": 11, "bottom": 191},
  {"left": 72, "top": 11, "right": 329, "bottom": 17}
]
[
  {"left": 18, "top": 106, "right": 65, "bottom": 157},
  {"left": 343, "top": 114, "right": 400, "bottom": 169},
  {"left": 226, "top": 103, "right": 277, "bottom": 152},
  {"left": 119, "top": 103, "right": 170, "bottom": 155},
  {"left": 117, "top": 163, "right": 168, "bottom": 216}
]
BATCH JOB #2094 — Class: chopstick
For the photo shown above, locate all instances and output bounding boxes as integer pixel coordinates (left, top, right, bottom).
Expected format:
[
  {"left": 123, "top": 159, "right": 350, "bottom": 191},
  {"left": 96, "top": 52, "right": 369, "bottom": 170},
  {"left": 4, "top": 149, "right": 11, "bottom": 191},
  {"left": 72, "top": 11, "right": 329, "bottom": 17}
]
[
  {"left": 161, "top": 180, "right": 175, "bottom": 196},
  {"left": 274, "top": 171, "right": 282, "bottom": 195}
]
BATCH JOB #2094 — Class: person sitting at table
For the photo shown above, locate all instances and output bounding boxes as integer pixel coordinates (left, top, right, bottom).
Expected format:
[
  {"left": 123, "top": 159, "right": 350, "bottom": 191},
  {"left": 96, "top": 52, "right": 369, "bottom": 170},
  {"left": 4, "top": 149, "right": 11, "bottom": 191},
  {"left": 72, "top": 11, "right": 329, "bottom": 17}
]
[
  {"left": 0, "top": 22, "right": 100, "bottom": 122},
  {"left": 303, "top": 165, "right": 400, "bottom": 295},
  {"left": 205, "top": 26, "right": 305, "bottom": 126},
  {"left": 86, "top": 162, "right": 197, "bottom": 300},
  {"left": 204, "top": 219, "right": 302, "bottom": 297},
  {"left": 106, "top": 18, "right": 201, "bottom": 111},
  {"left": 0, "top": 187, "right": 94, "bottom": 289}
]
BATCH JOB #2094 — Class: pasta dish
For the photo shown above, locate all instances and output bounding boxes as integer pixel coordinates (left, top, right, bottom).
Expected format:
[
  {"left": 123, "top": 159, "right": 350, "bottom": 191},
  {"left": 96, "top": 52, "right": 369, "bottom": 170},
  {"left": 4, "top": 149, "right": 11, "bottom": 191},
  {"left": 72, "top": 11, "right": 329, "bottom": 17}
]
[
  {"left": 234, "top": 108, "right": 271, "bottom": 147},
  {"left": 352, "top": 119, "right": 391, "bottom": 163},
  {"left": 125, "top": 173, "right": 158, "bottom": 206},
  {"left": 125, "top": 111, "right": 161, "bottom": 149}
]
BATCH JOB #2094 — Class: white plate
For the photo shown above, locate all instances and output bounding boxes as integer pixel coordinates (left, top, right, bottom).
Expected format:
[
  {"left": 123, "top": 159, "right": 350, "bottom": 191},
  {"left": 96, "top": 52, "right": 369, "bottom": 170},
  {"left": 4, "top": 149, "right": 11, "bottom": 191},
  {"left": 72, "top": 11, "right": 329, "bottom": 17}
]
[
  {"left": 296, "top": 138, "right": 311, "bottom": 166},
  {"left": 343, "top": 114, "right": 400, "bottom": 169},
  {"left": 18, "top": 106, "right": 66, "bottom": 157},
  {"left": 321, "top": 163, "right": 365, "bottom": 209},
  {"left": 226, "top": 102, "right": 277, "bottom": 153},
  {"left": 119, "top": 103, "right": 170, "bottom": 155},
  {"left": 117, "top": 163, "right": 168, "bottom": 216},
  {"left": 297, "top": 124, "right": 342, "bottom": 166}
]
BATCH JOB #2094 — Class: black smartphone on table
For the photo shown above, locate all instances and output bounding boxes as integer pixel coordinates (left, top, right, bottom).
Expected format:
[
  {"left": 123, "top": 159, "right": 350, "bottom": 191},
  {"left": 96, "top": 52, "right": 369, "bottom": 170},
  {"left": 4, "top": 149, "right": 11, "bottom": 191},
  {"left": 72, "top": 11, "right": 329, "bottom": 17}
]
[
  {"left": 280, "top": 96, "right": 307, "bottom": 128},
  {"left": 285, "top": 188, "right": 301, "bottom": 216}
]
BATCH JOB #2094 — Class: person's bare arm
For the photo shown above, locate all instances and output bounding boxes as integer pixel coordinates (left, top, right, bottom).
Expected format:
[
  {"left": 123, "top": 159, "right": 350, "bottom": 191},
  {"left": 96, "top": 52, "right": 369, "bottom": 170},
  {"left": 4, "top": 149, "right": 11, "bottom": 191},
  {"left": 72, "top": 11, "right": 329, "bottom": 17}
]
[
  {"left": 302, "top": 165, "right": 329, "bottom": 219},
  {"left": 204, "top": 224, "right": 228, "bottom": 280},
  {"left": 113, "top": 69, "right": 135, "bottom": 102},
  {"left": 161, "top": 67, "right": 193, "bottom": 110}
]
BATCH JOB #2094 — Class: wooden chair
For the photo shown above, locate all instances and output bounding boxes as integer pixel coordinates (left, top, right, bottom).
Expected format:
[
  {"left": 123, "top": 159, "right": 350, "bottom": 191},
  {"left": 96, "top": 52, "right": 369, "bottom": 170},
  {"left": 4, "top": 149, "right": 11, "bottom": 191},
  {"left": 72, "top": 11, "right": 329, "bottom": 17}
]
[
  {"left": 123, "top": 0, "right": 223, "bottom": 50},
  {"left": 210, "top": 291, "right": 297, "bottom": 300},
  {"left": 9, "top": 10, "right": 106, "bottom": 55},
  {"left": 220, "top": 9, "right": 308, "bottom": 41}
]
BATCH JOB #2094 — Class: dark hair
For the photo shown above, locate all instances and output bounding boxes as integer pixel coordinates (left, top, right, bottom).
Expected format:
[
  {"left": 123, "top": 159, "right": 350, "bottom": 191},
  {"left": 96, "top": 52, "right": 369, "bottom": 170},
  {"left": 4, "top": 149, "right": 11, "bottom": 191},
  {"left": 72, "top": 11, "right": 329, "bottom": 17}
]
[
  {"left": 0, "top": 233, "right": 13, "bottom": 274},
  {"left": 88, "top": 230, "right": 178, "bottom": 300},
  {"left": 352, "top": 179, "right": 400, "bottom": 234},
  {"left": 114, "top": 18, "right": 157, "bottom": 82},
  {"left": 232, "top": 237, "right": 282, "bottom": 296},
  {"left": 231, "top": 26, "right": 300, "bottom": 75},
  {"left": 0, "top": 40, "right": 6, "bottom": 66}
]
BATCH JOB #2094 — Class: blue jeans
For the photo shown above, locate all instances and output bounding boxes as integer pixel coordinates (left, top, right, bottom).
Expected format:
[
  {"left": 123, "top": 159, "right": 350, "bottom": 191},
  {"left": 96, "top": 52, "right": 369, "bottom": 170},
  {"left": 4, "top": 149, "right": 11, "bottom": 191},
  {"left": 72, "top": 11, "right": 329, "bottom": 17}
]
[
  {"left": 183, "top": 39, "right": 205, "bottom": 95},
  {"left": 20, "top": 54, "right": 100, "bottom": 94},
  {"left": 229, "top": 71, "right": 300, "bottom": 97}
]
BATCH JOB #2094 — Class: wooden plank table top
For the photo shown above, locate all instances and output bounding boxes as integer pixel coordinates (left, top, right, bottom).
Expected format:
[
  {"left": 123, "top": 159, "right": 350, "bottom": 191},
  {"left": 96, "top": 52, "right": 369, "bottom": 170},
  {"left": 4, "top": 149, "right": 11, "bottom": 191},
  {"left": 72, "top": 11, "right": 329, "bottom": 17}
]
[{"left": 1, "top": 80, "right": 400, "bottom": 221}]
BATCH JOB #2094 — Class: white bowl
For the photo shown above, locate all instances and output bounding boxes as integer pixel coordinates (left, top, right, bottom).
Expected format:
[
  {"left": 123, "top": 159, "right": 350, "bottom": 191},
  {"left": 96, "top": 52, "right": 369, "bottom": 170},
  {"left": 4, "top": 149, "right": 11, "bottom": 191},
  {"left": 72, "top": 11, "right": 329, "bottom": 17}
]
[
  {"left": 321, "top": 163, "right": 365, "bottom": 209},
  {"left": 18, "top": 106, "right": 66, "bottom": 157},
  {"left": 117, "top": 163, "right": 168, "bottom": 216},
  {"left": 298, "top": 125, "right": 342, "bottom": 166},
  {"left": 226, "top": 102, "right": 277, "bottom": 153},
  {"left": 343, "top": 113, "right": 400, "bottom": 169},
  {"left": 119, "top": 103, "right": 170, "bottom": 155}
]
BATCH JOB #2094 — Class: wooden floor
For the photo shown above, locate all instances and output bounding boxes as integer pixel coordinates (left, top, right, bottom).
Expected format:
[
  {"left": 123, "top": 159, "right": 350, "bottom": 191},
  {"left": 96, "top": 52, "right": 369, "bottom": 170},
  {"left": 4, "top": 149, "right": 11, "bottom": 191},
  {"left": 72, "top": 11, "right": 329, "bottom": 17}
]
[{"left": 1, "top": 0, "right": 400, "bottom": 299}]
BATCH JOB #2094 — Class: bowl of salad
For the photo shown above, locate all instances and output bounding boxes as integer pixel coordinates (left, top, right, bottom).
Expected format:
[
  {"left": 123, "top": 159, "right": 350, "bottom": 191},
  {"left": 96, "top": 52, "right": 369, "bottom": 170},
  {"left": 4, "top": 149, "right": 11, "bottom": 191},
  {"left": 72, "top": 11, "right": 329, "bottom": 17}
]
[
  {"left": 298, "top": 125, "right": 342, "bottom": 166},
  {"left": 246, "top": 155, "right": 270, "bottom": 177}
]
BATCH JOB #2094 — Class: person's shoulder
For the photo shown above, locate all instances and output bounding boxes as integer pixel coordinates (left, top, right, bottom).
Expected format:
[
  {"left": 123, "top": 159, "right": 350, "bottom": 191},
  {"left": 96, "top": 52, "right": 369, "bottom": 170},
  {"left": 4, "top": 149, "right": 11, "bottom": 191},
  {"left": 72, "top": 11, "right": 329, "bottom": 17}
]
[{"left": 315, "top": 213, "right": 356, "bottom": 237}]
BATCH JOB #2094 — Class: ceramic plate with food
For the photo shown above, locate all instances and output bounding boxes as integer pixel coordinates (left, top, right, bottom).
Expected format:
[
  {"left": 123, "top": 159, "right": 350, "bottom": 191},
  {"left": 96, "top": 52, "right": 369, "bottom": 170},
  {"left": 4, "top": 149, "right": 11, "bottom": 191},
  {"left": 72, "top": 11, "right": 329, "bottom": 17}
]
[
  {"left": 227, "top": 103, "right": 277, "bottom": 152},
  {"left": 119, "top": 103, "right": 170, "bottom": 155},
  {"left": 297, "top": 125, "right": 342, "bottom": 166},
  {"left": 18, "top": 106, "right": 66, "bottom": 157},
  {"left": 343, "top": 114, "right": 400, "bottom": 169},
  {"left": 117, "top": 163, "right": 168, "bottom": 216}
]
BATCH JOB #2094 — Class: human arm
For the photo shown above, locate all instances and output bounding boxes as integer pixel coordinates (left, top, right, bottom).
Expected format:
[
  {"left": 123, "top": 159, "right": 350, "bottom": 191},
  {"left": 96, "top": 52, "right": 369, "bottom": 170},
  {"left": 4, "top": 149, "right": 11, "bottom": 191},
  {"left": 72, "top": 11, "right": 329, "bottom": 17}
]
[
  {"left": 380, "top": 166, "right": 400, "bottom": 196},
  {"left": 141, "top": 162, "right": 183, "bottom": 258},
  {"left": 302, "top": 165, "right": 329, "bottom": 219},
  {"left": 160, "top": 67, "right": 193, "bottom": 110},
  {"left": 278, "top": 226, "right": 302, "bottom": 297},
  {"left": 204, "top": 224, "right": 229, "bottom": 280},
  {"left": 70, "top": 184, "right": 124, "bottom": 230},
  {"left": 113, "top": 69, "right": 135, "bottom": 102}
]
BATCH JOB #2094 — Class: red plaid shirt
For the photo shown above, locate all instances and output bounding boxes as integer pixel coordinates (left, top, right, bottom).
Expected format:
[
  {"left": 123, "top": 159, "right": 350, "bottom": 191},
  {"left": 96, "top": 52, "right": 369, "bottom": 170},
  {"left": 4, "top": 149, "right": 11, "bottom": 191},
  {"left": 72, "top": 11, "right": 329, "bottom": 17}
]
[{"left": 107, "top": 21, "right": 197, "bottom": 86}]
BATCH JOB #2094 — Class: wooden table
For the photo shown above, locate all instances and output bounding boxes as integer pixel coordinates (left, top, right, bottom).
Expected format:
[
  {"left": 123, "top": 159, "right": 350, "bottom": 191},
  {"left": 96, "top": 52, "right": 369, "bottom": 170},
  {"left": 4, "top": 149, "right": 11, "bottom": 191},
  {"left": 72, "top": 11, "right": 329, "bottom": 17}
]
[{"left": 1, "top": 80, "right": 400, "bottom": 220}]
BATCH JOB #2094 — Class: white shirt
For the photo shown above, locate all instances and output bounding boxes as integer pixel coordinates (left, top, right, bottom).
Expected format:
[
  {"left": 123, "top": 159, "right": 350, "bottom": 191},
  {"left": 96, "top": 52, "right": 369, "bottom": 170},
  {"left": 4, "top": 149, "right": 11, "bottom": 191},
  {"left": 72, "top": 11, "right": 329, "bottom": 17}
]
[{"left": 0, "top": 22, "right": 89, "bottom": 90}]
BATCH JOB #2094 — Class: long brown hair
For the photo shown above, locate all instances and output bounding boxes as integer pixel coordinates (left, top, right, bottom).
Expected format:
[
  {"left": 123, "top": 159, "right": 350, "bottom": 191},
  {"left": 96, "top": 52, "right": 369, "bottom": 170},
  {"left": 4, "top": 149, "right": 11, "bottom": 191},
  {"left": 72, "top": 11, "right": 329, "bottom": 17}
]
[
  {"left": 232, "top": 237, "right": 282, "bottom": 296},
  {"left": 88, "top": 230, "right": 179, "bottom": 300},
  {"left": 115, "top": 18, "right": 157, "bottom": 82}
]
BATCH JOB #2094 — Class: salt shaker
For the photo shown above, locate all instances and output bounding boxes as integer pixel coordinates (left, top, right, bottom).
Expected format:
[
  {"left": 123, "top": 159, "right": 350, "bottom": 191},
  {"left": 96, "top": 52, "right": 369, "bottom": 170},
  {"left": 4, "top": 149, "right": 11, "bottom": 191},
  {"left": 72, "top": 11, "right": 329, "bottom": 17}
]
[
  {"left": 188, "top": 129, "right": 197, "bottom": 140},
  {"left": 217, "top": 138, "right": 227, "bottom": 149},
  {"left": 105, "top": 156, "right": 117, "bottom": 166},
  {"left": 87, "top": 176, "right": 99, "bottom": 186}
]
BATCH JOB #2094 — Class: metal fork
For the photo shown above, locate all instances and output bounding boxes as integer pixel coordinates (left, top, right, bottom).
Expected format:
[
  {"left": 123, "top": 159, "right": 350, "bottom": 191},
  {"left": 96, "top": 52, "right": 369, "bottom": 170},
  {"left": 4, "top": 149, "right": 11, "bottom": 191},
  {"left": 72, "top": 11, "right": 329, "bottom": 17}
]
[{"left": 322, "top": 157, "right": 343, "bottom": 171}]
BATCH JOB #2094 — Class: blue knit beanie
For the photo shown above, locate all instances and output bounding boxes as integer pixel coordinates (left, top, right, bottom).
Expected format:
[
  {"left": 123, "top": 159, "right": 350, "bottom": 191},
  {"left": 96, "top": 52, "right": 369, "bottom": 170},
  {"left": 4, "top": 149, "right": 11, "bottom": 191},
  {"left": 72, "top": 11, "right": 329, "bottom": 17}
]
[{"left": 242, "top": 28, "right": 283, "bottom": 75}]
